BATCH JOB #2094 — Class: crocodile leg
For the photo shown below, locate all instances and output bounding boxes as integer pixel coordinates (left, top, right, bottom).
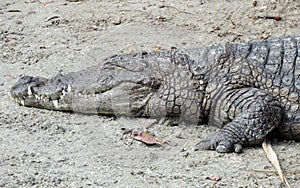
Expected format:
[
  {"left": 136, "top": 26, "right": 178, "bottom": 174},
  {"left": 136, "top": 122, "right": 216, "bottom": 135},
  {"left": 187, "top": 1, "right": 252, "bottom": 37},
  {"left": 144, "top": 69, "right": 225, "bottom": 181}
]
[{"left": 196, "top": 88, "right": 282, "bottom": 153}]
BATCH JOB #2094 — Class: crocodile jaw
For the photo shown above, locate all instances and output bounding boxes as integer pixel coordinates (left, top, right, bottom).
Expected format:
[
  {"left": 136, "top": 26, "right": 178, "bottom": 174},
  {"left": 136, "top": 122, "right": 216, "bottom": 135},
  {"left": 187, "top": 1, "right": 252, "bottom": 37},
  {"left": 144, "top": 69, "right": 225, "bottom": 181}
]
[
  {"left": 10, "top": 75, "right": 155, "bottom": 115},
  {"left": 10, "top": 76, "right": 74, "bottom": 111},
  {"left": 10, "top": 75, "right": 102, "bottom": 112}
]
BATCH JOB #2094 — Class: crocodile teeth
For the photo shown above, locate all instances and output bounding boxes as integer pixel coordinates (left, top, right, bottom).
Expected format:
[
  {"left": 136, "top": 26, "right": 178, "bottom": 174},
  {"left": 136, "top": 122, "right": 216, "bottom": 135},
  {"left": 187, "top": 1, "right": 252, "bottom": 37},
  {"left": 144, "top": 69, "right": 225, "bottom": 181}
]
[
  {"left": 53, "top": 100, "right": 59, "bottom": 108},
  {"left": 67, "top": 85, "right": 72, "bottom": 92},
  {"left": 20, "top": 100, "right": 25, "bottom": 106},
  {"left": 35, "top": 94, "right": 40, "bottom": 100},
  {"left": 27, "top": 86, "right": 32, "bottom": 96}
]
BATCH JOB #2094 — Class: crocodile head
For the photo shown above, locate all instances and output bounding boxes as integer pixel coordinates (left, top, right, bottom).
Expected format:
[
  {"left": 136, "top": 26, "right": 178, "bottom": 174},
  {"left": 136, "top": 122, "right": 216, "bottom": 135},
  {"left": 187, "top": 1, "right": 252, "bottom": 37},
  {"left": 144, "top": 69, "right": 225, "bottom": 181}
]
[{"left": 10, "top": 65, "right": 160, "bottom": 115}]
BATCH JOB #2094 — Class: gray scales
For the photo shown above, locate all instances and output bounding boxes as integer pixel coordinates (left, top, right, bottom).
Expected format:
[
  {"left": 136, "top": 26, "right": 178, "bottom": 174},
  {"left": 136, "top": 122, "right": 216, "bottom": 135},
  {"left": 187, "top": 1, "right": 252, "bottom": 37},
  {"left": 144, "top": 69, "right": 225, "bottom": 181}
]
[{"left": 10, "top": 35, "right": 300, "bottom": 153}]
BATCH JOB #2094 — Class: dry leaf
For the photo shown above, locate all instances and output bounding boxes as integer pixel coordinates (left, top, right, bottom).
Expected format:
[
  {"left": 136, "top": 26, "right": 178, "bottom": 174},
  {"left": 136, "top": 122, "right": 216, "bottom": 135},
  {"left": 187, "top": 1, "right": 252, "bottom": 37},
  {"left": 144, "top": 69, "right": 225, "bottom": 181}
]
[
  {"left": 262, "top": 139, "right": 290, "bottom": 188},
  {"left": 257, "top": 35, "right": 269, "bottom": 39},
  {"left": 155, "top": 46, "right": 162, "bottom": 51},
  {"left": 131, "top": 131, "right": 166, "bottom": 145}
]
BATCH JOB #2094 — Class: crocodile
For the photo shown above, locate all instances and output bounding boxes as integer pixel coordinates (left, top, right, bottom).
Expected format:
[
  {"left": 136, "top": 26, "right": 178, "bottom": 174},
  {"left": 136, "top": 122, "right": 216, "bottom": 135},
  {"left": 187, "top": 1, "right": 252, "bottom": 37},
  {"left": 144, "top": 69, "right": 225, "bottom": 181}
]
[{"left": 10, "top": 35, "right": 300, "bottom": 153}]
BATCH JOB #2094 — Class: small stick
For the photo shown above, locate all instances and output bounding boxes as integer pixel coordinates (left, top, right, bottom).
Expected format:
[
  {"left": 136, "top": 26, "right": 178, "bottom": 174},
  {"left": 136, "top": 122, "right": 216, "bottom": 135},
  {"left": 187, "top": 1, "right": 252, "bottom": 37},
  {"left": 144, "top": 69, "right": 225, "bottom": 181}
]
[
  {"left": 255, "top": 15, "right": 282, "bottom": 21},
  {"left": 8, "top": 10, "right": 21, "bottom": 12}
]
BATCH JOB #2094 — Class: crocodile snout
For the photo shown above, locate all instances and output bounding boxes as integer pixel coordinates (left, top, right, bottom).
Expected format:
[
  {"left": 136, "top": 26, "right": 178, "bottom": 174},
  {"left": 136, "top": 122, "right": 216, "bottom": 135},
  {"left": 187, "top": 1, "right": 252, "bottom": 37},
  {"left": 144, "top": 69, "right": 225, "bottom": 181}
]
[{"left": 10, "top": 76, "right": 47, "bottom": 101}]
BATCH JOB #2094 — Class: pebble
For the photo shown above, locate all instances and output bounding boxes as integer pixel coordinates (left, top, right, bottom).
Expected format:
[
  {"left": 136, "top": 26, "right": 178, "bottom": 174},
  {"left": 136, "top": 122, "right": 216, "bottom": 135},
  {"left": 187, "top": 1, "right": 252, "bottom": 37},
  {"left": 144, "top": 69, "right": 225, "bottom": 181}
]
[{"left": 111, "top": 18, "right": 121, "bottom": 25}]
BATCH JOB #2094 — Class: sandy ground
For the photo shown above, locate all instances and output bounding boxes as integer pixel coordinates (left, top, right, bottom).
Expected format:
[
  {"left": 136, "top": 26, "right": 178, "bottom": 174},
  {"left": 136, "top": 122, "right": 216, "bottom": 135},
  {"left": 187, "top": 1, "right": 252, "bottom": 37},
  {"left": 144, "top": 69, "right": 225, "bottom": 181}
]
[{"left": 1, "top": 0, "right": 300, "bottom": 187}]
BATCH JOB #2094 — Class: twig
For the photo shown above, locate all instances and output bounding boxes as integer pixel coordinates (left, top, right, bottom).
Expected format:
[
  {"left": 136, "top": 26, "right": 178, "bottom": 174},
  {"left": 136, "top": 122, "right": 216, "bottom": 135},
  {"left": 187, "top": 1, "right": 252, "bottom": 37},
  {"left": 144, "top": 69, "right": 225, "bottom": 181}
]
[
  {"left": 8, "top": 10, "right": 21, "bottom": 12},
  {"left": 262, "top": 139, "right": 291, "bottom": 188}
]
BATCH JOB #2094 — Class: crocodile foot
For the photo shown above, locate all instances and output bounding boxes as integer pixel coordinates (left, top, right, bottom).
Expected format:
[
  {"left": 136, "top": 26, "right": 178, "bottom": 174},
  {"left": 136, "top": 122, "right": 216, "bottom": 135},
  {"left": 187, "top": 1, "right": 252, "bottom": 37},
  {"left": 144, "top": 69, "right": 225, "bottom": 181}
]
[{"left": 195, "top": 131, "right": 243, "bottom": 153}]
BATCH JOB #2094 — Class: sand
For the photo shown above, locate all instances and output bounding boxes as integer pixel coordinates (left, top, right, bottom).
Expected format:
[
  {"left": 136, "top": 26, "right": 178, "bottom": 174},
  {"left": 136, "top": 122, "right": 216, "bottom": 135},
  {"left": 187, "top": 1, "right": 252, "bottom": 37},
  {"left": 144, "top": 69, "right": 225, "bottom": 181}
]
[{"left": 0, "top": 0, "right": 299, "bottom": 187}]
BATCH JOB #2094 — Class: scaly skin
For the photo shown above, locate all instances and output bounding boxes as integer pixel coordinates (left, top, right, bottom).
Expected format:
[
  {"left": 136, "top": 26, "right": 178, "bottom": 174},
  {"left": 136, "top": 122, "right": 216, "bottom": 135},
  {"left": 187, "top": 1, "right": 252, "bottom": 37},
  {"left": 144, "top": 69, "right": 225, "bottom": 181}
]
[{"left": 11, "top": 35, "right": 300, "bottom": 152}]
